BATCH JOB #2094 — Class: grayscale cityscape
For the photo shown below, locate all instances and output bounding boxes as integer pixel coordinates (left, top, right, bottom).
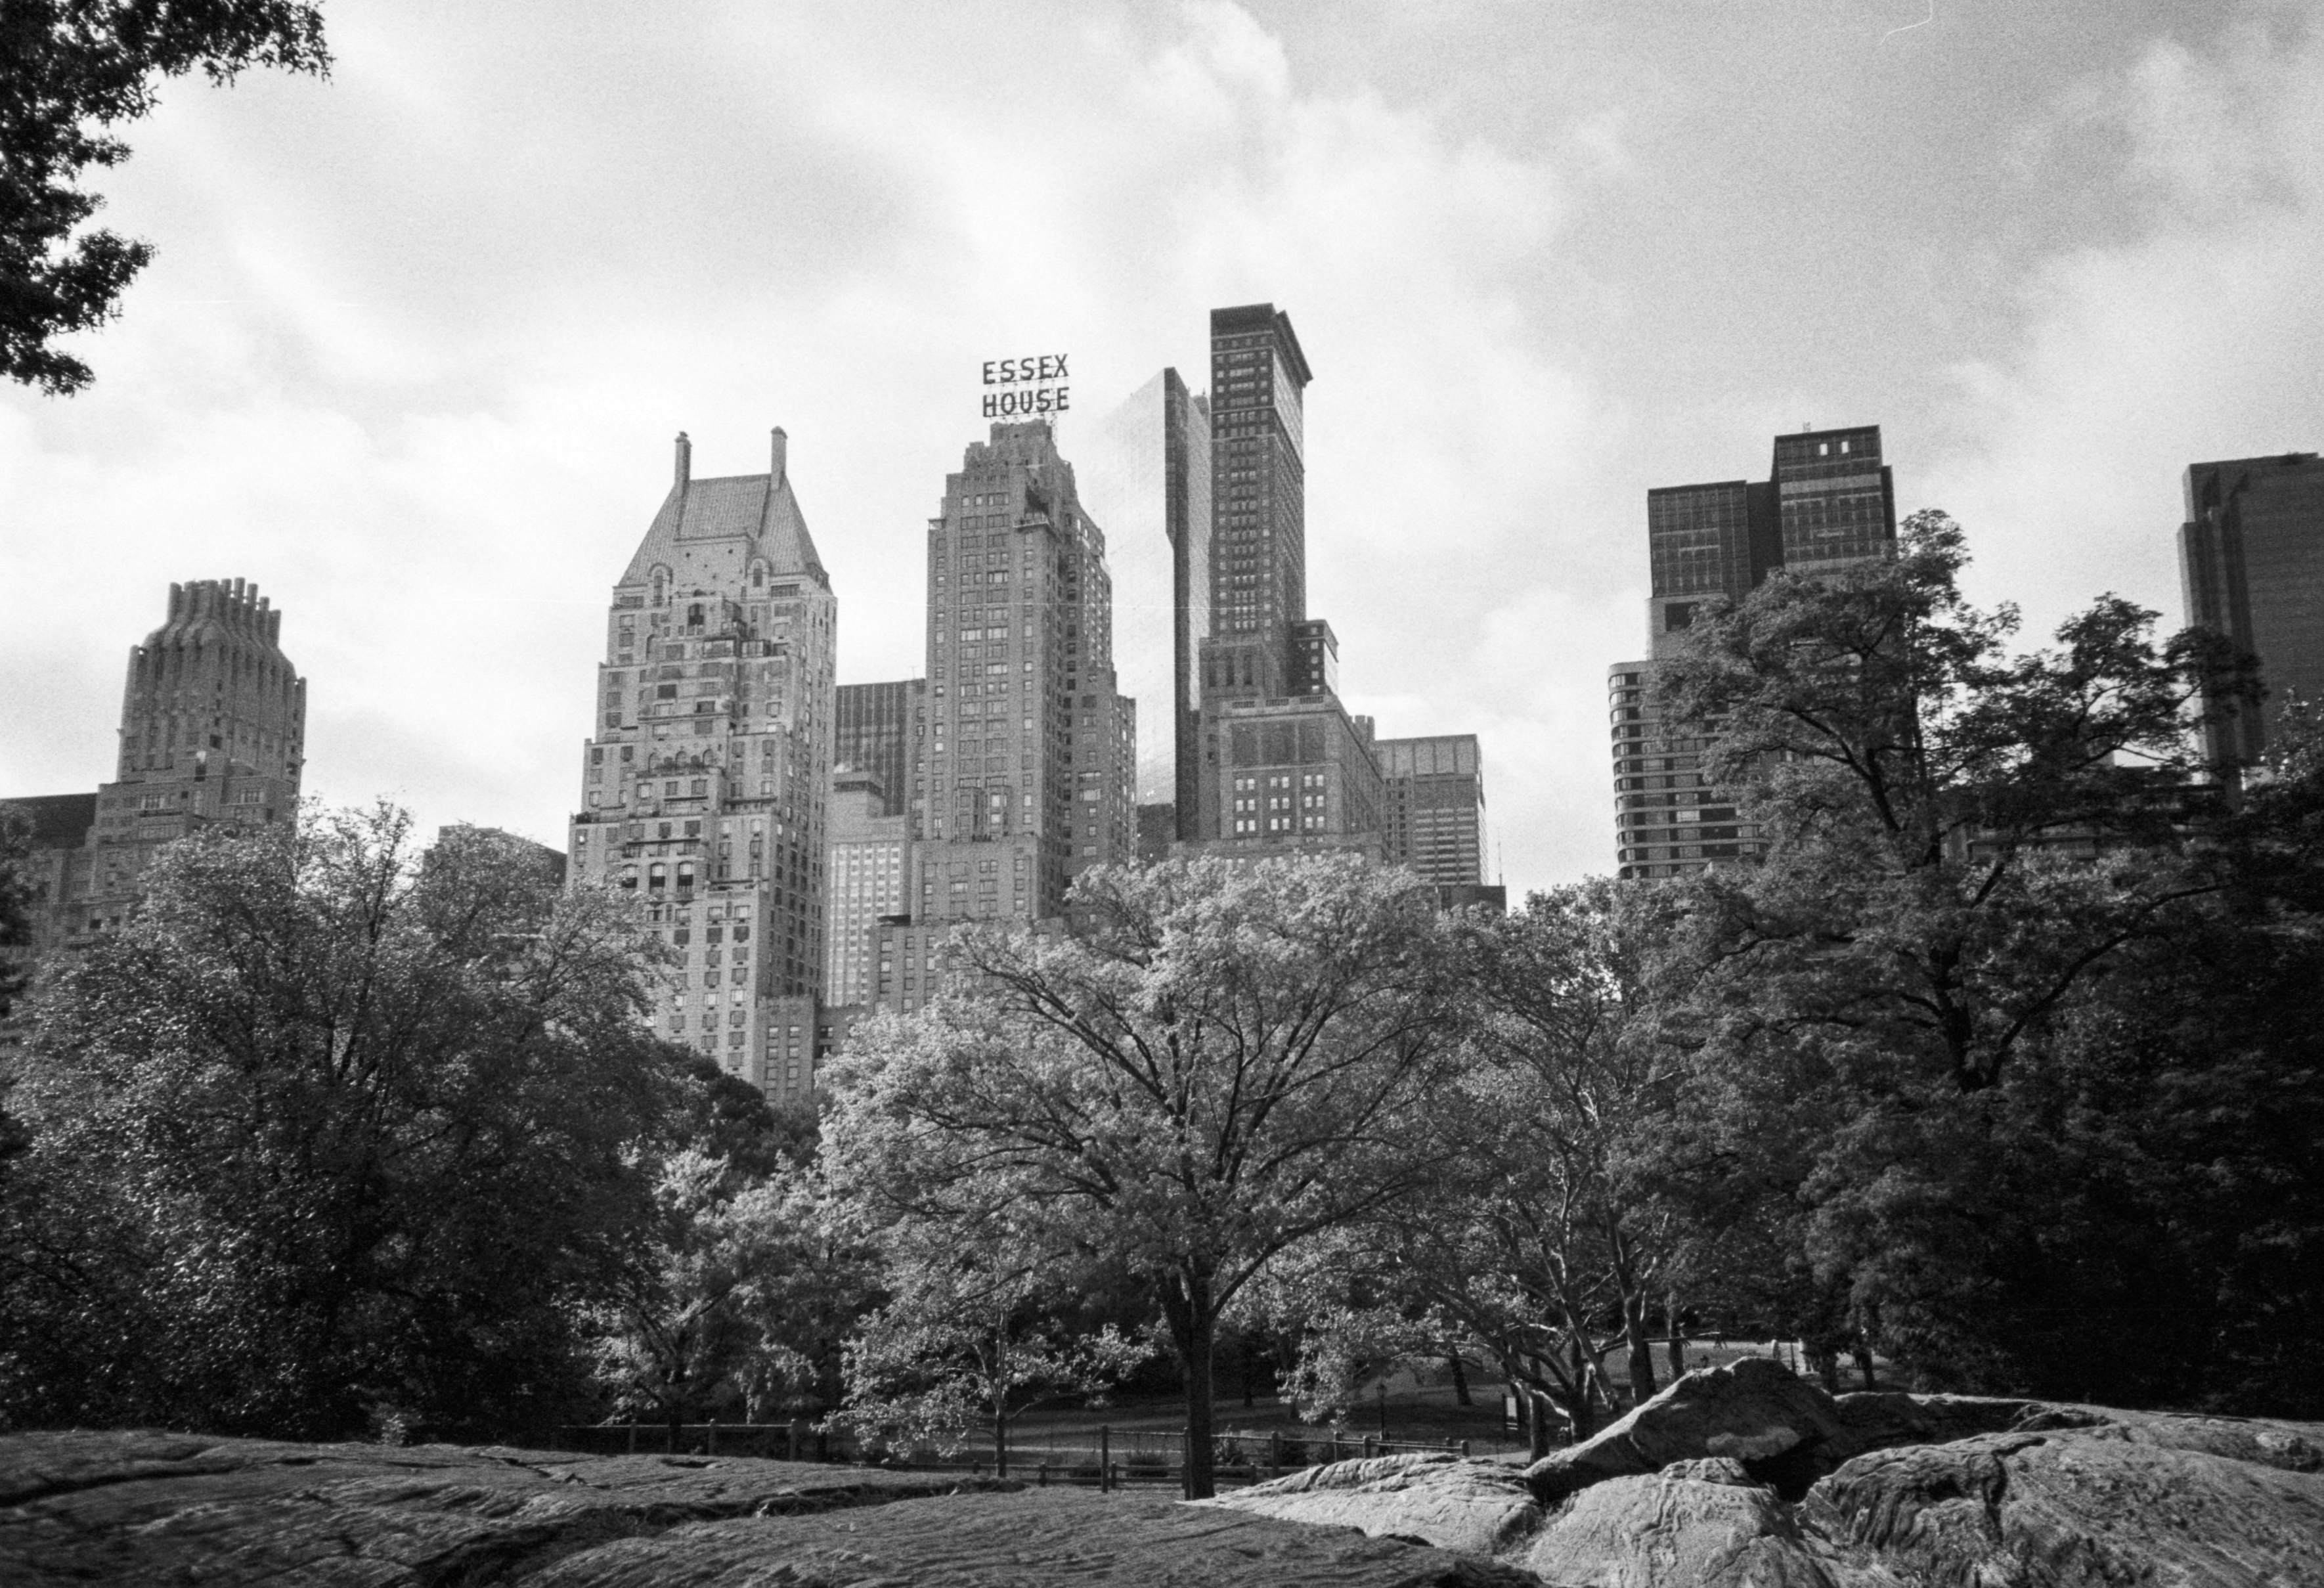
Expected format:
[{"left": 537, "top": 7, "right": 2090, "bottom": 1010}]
[{"left": 2, "top": 6, "right": 2320, "bottom": 1584}]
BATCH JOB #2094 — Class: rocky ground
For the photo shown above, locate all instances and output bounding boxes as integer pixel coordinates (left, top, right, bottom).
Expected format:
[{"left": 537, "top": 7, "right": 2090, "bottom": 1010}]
[
  {"left": 7, "top": 1365, "right": 2321, "bottom": 1585},
  {"left": 0, "top": 1430, "right": 1525, "bottom": 1586},
  {"left": 1210, "top": 1357, "right": 2324, "bottom": 1586}
]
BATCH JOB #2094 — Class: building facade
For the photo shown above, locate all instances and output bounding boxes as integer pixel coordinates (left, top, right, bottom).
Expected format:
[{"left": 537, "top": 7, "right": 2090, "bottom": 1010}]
[
  {"left": 2178, "top": 451, "right": 2324, "bottom": 770},
  {"left": 833, "top": 679, "right": 923, "bottom": 820},
  {"left": 10, "top": 579, "right": 305, "bottom": 957},
  {"left": 910, "top": 418, "right": 1137, "bottom": 926},
  {"left": 1076, "top": 368, "right": 1212, "bottom": 831},
  {"left": 1378, "top": 734, "right": 1487, "bottom": 886},
  {"left": 565, "top": 430, "right": 835, "bottom": 1102},
  {"left": 823, "top": 764, "right": 910, "bottom": 1009},
  {"left": 1613, "top": 426, "right": 1896, "bottom": 879}
]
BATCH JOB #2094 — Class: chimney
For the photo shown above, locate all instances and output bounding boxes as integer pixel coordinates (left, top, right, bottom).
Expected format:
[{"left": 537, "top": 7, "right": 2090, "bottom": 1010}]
[
  {"left": 770, "top": 427, "right": 787, "bottom": 488},
  {"left": 674, "top": 431, "right": 692, "bottom": 488}
]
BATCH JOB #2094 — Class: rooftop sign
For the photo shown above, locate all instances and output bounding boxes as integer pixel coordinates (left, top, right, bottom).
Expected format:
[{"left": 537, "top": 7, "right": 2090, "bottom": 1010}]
[{"left": 982, "top": 354, "right": 1070, "bottom": 418}]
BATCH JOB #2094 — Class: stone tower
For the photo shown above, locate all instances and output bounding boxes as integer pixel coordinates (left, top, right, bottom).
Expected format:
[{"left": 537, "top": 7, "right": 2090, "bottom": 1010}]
[
  {"left": 26, "top": 578, "right": 305, "bottom": 953},
  {"left": 566, "top": 430, "right": 836, "bottom": 1102}
]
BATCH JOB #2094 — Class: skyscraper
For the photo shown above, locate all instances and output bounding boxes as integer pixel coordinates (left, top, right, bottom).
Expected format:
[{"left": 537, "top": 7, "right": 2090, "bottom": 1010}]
[
  {"left": 910, "top": 418, "right": 1135, "bottom": 928},
  {"left": 1075, "top": 368, "right": 1212, "bottom": 833},
  {"left": 823, "top": 764, "right": 911, "bottom": 1010},
  {"left": 10, "top": 579, "right": 305, "bottom": 956},
  {"left": 1202, "top": 303, "right": 1313, "bottom": 703},
  {"left": 2178, "top": 451, "right": 2324, "bottom": 770},
  {"left": 1613, "top": 426, "right": 1897, "bottom": 879},
  {"left": 1378, "top": 734, "right": 1487, "bottom": 887},
  {"left": 834, "top": 678, "right": 923, "bottom": 819},
  {"left": 565, "top": 430, "right": 835, "bottom": 1101},
  {"left": 1185, "top": 302, "right": 1393, "bottom": 858}
]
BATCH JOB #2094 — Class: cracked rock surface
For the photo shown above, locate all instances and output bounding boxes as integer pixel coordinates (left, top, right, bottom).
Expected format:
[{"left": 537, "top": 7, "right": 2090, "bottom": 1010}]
[
  {"left": 0, "top": 1430, "right": 1536, "bottom": 1587},
  {"left": 1219, "top": 1363, "right": 2324, "bottom": 1588}
]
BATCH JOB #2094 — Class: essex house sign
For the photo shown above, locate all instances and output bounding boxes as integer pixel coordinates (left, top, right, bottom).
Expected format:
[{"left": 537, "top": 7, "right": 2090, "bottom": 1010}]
[{"left": 981, "top": 354, "right": 1070, "bottom": 418}]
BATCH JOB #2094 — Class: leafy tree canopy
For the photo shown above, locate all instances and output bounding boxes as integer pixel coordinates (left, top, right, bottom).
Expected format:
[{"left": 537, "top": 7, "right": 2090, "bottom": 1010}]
[{"left": 2, "top": 0, "right": 328, "bottom": 394}]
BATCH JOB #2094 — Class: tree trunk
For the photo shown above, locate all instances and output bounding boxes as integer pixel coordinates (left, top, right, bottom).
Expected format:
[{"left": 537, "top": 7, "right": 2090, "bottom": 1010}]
[
  {"left": 1162, "top": 1276, "right": 1219, "bottom": 1499},
  {"left": 1853, "top": 1342, "right": 1878, "bottom": 1391},
  {"left": 1664, "top": 1296, "right": 1686, "bottom": 1382},
  {"left": 1623, "top": 1299, "right": 1658, "bottom": 1407},
  {"left": 1242, "top": 1333, "right": 1256, "bottom": 1408},
  {"left": 1447, "top": 1350, "right": 1472, "bottom": 1407},
  {"left": 994, "top": 1399, "right": 1008, "bottom": 1478}
]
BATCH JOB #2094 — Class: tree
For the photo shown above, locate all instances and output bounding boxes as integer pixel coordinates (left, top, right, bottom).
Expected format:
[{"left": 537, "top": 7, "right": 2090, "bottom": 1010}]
[
  {"left": 0, "top": 805, "right": 682, "bottom": 1438},
  {"left": 1651, "top": 512, "right": 2324, "bottom": 1405},
  {"left": 1284, "top": 881, "right": 1703, "bottom": 1444},
  {"left": 3, "top": 0, "right": 328, "bottom": 394},
  {"left": 1658, "top": 508, "right": 2250, "bottom": 1093},
  {"left": 821, "top": 854, "right": 1466, "bottom": 1497},
  {"left": 833, "top": 1214, "right": 1151, "bottom": 1476},
  {"left": 588, "top": 1151, "right": 872, "bottom": 1437}
]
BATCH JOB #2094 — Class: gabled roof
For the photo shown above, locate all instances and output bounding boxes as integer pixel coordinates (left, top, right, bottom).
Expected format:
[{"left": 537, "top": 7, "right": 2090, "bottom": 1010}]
[{"left": 618, "top": 472, "right": 827, "bottom": 590}]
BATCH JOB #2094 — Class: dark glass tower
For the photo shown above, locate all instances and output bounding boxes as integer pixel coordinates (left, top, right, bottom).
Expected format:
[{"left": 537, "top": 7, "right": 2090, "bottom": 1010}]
[{"left": 2180, "top": 451, "right": 2324, "bottom": 770}]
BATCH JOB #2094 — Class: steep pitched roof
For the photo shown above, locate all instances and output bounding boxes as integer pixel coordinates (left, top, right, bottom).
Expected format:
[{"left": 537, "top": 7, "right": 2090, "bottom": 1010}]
[{"left": 618, "top": 472, "right": 827, "bottom": 591}]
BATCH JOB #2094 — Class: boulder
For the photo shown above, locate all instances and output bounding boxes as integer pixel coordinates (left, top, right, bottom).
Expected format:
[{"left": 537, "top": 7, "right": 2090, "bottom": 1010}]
[
  {"left": 1805, "top": 1426, "right": 2324, "bottom": 1588},
  {"left": 1204, "top": 1449, "right": 1544, "bottom": 1556},
  {"left": 1519, "top": 1471, "right": 1875, "bottom": 1588},
  {"left": 1524, "top": 1358, "right": 1864, "bottom": 1502}
]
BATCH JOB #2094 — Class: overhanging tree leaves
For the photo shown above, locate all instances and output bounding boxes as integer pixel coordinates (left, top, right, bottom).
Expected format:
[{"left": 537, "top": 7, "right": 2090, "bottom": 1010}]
[
  {"left": 2, "top": 0, "right": 330, "bottom": 394},
  {"left": 822, "top": 854, "right": 1465, "bottom": 1497}
]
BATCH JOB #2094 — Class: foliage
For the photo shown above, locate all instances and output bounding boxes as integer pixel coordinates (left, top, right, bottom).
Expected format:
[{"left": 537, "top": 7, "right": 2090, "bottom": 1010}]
[
  {"left": 0, "top": 805, "right": 685, "bottom": 1439},
  {"left": 822, "top": 853, "right": 1466, "bottom": 1495},
  {"left": 831, "top": 1214, "right": 1151, "bottom": 1472},
  {"left": 2, "top": 0, "right": 330, "bottom": 394},
  {"left": 1654, "top": 516, "right": 2324, "bottom": 1411},
  {"left": 1278, "top": 880, "right": 1703, "bottom": 1438},
  {"left": 587, "top": 1150, "right": 871, "bottom": 1428},
  {"left": 1660, "top": 508, "right": 2250, "bottom": 1092}
]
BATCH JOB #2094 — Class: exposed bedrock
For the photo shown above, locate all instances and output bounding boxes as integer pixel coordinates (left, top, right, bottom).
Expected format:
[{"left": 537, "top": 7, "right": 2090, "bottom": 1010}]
[
  {"left": 1216, "top": 1361, "right": 2324, "bottom": 1588},
  {"left": 0, "top": 1429, "right": 1537, "bottom": 1587}
]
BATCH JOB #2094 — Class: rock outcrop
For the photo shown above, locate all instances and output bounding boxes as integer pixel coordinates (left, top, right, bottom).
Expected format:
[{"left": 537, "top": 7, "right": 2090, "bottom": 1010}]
[
  {"left": 11, "top": 1383, "right": 2324, "bottom": 1587},
  {"left": 1201, "top": 1449, "right": 1543, "bottom": 1555},
  {"left": 0, "top": 1430, "right": 1534, "bottom": 1588},
  {"left": 1516, "top": 1469, "right": 1856, "bottom": 1588},
  {"left": 1807, "top": 1427, "right": 2324, "bottom": 1588},
  {"left": 1523, "top": 1357, "right": 1868, "bottom": 1501},
  {"left": 1222, "top": 1363, "right": 2324, "bottom": 1588}
]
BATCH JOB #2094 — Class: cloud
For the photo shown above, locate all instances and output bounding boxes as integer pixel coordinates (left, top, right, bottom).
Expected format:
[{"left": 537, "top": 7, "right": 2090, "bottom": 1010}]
[
  {"left": 1926, "top": 12, "right": 2324, "bottom": 639},
  {"left": 0, "top": 0, "right": 1615, "bottom": 891}
]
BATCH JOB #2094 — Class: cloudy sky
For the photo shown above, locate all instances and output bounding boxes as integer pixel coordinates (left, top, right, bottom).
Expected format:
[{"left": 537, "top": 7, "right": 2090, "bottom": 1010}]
[{"left": 5, "top": 0, "right": 2321, "bottom": 896}]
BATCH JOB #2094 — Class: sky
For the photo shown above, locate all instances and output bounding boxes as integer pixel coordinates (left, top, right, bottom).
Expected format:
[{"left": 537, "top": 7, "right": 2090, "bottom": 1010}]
[{"left": 5, "top": 0, "right": 2323, "bottom": 898}]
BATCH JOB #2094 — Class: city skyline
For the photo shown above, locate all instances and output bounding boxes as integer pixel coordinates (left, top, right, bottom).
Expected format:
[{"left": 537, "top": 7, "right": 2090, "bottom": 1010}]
[{"left": 7, "top": 3, "right": 2324, "bottom": 900}]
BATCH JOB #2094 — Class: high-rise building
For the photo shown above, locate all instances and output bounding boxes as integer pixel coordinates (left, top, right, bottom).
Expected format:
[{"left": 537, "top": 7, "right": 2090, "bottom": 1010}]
[
  {"left": 835, "top": 679, "right": 923, "bottom": 819},
  {"left": 1202, "top": 303, "right": 1314, "bottom": 705},
  {"left": 1187, "top": 302, "right": 1397, "bottom": 859},
  {"left": 909, "top": 418, "right": 1135, "bottom": 930},
  {"left": 565, "top": 430, "right": 835, "bottom": 1102},
  {"left": 1076, "top": 369, "right": 1212, "bottom": 833},
  {"left": 9, "top": 579, "right": 305, "bottom": 958},
  {"left": 1378, "top": 735, "right": 1487, "bottom": 887},
  {"left": 2178, "top": 451, "right": 2324, "bottom": 770},
  {"left": 1613, "top": 426, "right": 1897, "bottom": 879},
  {"left": 823, "top": 764, "right": 910, "bottom": 1010}
]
